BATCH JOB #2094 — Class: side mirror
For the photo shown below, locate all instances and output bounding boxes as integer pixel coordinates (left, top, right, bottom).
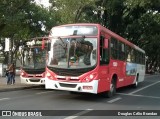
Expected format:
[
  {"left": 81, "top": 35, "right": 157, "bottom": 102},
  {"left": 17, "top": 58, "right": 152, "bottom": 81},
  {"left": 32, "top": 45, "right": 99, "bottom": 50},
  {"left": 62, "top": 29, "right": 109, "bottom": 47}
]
[
  {"left": 41, "top": 38, "right": 51, "bottom": 51},
  {"left": 104, "top": 39, "right": 109, "bottom": 48}
]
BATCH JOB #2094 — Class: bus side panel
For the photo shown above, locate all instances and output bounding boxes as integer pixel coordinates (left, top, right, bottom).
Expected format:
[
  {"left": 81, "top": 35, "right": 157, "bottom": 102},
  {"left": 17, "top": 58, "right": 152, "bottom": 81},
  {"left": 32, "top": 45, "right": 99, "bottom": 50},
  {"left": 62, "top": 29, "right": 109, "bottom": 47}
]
[
  {"left": 125, "top": 64, "right": 145, "bottom": 86},
  {"left": 117, "top": 61, "right": 126, "bottom": 88},
  {"left": 109, "top": 60, "right": 125, "bottom": 88},
  {"left": 125, "top": 76, "right": 135, "bottom": 86},
  {"left": 136, "top": 64, "right": 145, "bottom": 83},
  {"left": 97, "top": 65, "right": 110, "bottom": 93},
  {"left": 125, "top": 62, "right": 137, "bottom": 86}
]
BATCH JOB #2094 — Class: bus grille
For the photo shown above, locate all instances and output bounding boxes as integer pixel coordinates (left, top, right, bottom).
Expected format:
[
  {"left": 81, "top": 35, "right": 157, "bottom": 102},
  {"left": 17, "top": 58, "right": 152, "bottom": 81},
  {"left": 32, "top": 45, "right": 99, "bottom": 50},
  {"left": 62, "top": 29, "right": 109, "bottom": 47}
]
[
  {"left": 59, "top": 83, "right": 77, "bottom": 88},
  {"left": 29, "top": 79, "right": 40, "bottom": 82},
  {"left": 47, "top": 66, "right": 95, "bottom": 76}
]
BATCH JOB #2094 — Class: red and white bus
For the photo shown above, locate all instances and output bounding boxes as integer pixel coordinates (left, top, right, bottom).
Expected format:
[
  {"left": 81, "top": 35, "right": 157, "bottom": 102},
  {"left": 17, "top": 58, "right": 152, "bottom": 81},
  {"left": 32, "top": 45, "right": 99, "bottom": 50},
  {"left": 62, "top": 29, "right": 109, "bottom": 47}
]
[
  {"left": 20, "top": 39, "right": 47, "bottom": 85},
  {"left": 45, "top": 23, "right": 145, "bottom": 97}
]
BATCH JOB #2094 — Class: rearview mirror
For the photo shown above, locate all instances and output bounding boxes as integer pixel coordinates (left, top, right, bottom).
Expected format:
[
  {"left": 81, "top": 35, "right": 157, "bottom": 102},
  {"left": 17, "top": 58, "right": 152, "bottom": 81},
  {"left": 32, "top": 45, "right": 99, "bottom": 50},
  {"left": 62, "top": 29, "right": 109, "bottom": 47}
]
[
  {"left": 41, "top": 38, "right": 51, "bottom": 51},
  {"left": 41, "top": 38, "right": 45, "bottom": 49}
]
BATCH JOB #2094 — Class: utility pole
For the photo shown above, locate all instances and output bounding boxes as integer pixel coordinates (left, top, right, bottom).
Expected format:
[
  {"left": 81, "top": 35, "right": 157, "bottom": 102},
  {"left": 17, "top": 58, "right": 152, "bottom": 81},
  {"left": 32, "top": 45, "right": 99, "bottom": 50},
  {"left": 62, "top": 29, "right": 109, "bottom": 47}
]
[
  {"left": 5, "top": 38, "right": 11, "bottom": 64},
  {"left": 8, "top": 1, "right": 14, "bottom": 64},
  {"left": 8, "top": 38, "right": 13, "bottom": 64}
]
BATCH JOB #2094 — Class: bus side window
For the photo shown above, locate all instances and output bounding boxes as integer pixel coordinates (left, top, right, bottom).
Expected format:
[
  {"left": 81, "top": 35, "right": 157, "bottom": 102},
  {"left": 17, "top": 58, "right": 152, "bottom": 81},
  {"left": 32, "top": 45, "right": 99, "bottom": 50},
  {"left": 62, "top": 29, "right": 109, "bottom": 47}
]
[
  {"left": 126, "top": 46, "right": 131, "bottom": 62},
  {"left": 131, "top": 49, "right": 135, "bottom": 62},
  {"left": 118, "top": 41, "right": 125, "bottom": 61},
  {"left": 100, "top": 36, "right": 109, "bottom": 65},
  {"left": 111, "top": 38, "right": 118, "bottom": 59}
]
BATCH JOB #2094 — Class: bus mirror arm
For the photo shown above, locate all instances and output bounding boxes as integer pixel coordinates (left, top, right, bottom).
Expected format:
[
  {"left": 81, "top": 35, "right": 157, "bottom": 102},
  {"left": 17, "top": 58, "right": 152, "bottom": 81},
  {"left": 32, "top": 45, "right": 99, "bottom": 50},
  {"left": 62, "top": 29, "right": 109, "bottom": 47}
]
[
  {"left": 104, "top": 39, "right": 109, "bottom": 48},
  {"left": 47, "top": 42, "right": 51, "bottom": 51},
  {"left": 42, "top": 38, "right": 45, "bottom": 50}
]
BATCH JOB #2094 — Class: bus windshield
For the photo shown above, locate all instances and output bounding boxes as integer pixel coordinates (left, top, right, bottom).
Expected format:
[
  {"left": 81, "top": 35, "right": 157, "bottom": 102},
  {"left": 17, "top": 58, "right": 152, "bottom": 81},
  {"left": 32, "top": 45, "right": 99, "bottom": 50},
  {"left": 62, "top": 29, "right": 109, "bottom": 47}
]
[
  {"left": 47, "top": 37, "right": 97, "bottom": 69},
  {"left": 23, "top": 47, "right": 46, "bottom": 69}
]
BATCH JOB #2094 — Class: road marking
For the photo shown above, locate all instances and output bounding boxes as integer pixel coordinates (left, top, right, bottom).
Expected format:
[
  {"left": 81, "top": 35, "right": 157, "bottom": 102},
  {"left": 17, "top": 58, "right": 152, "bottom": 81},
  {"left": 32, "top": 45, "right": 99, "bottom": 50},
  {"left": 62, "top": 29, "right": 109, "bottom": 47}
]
[
  {"left": 129, "top": 80, "right": 160, "bottom": 95},
  {"left": 36, "top": 91, "right": 52, "bottom": 95},
  {"left": 64, "top": 109, "right": 93, "bottom": 119},
  {"left": 117, "top": 93, "right": 160, "bottom": 99},
  {"left": 107, "top": 97, "right": 122, "bottom": 103},
  {"left": 145, "top": 75, "right": 160, "bottom": 78},
  {"left": 0, "top": 98, "right": 10, "bottom": 101}
]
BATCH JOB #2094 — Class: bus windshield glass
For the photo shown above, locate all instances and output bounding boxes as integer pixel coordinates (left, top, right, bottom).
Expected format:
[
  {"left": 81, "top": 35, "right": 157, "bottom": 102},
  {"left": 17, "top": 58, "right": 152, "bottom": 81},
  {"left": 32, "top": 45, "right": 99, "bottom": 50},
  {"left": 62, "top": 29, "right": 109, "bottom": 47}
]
[
  {"left": 23, "top": 47, "right": 46, "bottom": 69},
  {"left": 50, "top": 25, "right": 98, "bottom": 36},
  {"left": 47, "top": 37, "right": 97, "bottom": 69}
]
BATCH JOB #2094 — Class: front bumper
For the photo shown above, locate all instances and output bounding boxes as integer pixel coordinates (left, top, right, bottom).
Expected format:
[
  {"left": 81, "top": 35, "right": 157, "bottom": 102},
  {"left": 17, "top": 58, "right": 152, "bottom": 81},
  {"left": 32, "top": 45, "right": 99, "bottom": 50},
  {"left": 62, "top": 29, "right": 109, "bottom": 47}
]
[
  {"left": 45, "top": 78, "right": 99, "bottom": 94},
  {"left": 20, "top": 76, "right": 45, "bottom": 85}
]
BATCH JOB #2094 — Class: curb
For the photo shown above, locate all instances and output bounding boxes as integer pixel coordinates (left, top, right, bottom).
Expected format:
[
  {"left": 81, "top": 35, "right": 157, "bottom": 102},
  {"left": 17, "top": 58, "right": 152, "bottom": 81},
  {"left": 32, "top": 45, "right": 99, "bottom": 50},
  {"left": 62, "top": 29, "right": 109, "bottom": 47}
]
[{"left": 0, "top": 85, "right": 44, "bottom": 92}]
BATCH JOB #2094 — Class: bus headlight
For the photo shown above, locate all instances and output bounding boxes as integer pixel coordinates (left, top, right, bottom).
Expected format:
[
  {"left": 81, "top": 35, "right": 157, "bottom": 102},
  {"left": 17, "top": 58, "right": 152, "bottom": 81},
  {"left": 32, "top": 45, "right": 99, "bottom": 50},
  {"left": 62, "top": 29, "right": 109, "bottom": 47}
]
[
  {"left": 46, "top": 71, "right": 51, "bottom": 77},
  {"left": 21, "top": 71, "right": 26, "bottom": 77},
  {"left": 83, "top": 73, "right": 97, "bottom": 82},
  {"left": 46, "top": 71, "right": 56, "bottom": 80}
]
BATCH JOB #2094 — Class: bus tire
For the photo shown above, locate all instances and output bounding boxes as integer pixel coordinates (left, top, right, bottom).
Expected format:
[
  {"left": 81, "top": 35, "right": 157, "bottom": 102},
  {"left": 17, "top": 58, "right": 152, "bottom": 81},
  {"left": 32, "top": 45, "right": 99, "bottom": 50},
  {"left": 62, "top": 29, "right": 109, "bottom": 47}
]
[
  {"left": 132, "top": 74, "right": 139, "bottom": 88},
  {"left": 102, "top": 79, "right": 116, "bottom": 98}
]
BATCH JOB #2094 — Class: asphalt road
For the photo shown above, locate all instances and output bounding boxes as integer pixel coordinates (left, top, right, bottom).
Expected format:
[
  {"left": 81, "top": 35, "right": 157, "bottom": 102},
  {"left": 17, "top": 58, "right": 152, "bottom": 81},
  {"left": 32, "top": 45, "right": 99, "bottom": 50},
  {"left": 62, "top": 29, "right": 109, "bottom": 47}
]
[{"left": 0, "top": 75, "right": 160, "bottom": 119}]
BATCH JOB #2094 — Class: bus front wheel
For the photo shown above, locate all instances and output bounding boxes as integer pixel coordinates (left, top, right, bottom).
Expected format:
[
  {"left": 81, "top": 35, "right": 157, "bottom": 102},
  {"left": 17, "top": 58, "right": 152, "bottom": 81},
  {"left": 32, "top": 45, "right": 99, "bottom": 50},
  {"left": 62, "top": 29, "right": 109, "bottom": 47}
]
[{"left": 102, "top": 79, "right": 116, "bottom": 98}]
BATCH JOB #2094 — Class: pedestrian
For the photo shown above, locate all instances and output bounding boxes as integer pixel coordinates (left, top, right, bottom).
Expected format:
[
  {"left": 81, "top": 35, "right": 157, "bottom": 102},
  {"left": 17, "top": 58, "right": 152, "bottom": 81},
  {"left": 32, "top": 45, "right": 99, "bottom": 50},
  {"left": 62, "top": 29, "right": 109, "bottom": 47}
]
[
  {"left": 12, "top": 63, "right": 16, "bottom": 84},
  {"left": 5, "top": 68, "right": 9, "bottom": 83},
  {"left": 6, "top": 63, "right": 15, "bottom": 85},
  {"left": 6, "top": 64, "right": 11, "bottom": 85}
]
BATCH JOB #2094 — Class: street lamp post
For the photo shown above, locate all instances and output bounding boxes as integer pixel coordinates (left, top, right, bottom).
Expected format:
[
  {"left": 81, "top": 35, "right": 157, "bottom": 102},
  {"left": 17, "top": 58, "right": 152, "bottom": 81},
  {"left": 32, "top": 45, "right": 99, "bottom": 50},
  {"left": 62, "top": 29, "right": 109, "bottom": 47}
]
[
  {"left": 4, "top": 38, "right": 11, "bottom": 64},
  {"left": 8, "top": 48, "right": 12, "bottom": 64},
  {"left": 7, "top": 38, "right": 15, "bottom": 64}
]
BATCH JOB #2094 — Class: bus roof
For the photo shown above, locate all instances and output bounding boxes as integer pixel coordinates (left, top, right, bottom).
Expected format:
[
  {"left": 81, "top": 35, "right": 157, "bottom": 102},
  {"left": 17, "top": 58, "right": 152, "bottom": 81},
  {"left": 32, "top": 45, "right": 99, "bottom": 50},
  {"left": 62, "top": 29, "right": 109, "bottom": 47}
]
[{"left": 51, "top": 23, "right": 145, "bottom": 54}]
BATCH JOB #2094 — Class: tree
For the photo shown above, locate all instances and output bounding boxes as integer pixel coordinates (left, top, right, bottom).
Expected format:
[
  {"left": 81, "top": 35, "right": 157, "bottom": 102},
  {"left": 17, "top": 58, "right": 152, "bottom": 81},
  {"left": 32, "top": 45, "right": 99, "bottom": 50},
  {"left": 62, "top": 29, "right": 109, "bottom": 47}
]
[
  {"left": 0, "top": 0, "right": 57, "bottom": 64},
  {"left": 123, "top": 0, "right": 160, "bottom": 72},
  {"left": 49, "top": 0, "right": 96, "bottom": 24}
]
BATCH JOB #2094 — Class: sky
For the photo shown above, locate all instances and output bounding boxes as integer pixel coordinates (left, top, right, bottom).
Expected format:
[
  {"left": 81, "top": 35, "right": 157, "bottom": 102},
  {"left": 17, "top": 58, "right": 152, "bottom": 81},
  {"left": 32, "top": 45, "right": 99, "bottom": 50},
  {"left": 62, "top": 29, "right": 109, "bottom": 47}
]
[{"left": 35, "top": 0, "right": 51, "bottom": 7}]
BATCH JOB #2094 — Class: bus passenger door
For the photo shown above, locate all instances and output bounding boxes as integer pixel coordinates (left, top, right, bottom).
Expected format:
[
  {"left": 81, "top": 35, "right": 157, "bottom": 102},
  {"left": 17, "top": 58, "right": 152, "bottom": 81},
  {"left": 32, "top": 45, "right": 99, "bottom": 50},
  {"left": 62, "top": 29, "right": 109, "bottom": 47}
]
[{"left": 98, "top": 35, "right": 110, "bottom": 93}]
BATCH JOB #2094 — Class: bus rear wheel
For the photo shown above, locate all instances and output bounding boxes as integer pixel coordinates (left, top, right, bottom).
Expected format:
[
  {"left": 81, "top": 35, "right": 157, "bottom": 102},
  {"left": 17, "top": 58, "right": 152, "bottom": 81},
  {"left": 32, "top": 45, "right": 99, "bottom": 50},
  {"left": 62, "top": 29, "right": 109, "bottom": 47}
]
[
  {"left": 102, "top": 79, "right": 116, "bottom": 98},
  {"left": 132, "top": 75, "right": 139, "bottom": 88}
]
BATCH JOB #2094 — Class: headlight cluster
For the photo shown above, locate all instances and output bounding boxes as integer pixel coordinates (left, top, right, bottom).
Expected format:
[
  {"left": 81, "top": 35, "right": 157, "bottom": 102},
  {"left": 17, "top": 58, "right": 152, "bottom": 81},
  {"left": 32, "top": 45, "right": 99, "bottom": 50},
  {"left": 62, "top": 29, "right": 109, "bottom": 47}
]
[{"left": 83, "top": 73, "right": 97, "bottom": 82}]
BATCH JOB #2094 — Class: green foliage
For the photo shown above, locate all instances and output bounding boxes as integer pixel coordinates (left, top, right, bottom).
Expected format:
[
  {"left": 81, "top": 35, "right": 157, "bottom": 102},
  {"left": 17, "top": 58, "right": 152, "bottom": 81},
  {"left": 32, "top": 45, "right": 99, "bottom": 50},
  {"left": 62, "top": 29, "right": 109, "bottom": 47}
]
[
  {"left": 49, "top": 0, "right": 96, "bottom": 24},
  {"left": 0, "top": 0, "right": 57, "bottom": 63},
  {"left": 123, "top": 0, "right": 160, "bottom": 70},
  {"left": 0, "top": 0, "right": 56, "bottom": 39}
]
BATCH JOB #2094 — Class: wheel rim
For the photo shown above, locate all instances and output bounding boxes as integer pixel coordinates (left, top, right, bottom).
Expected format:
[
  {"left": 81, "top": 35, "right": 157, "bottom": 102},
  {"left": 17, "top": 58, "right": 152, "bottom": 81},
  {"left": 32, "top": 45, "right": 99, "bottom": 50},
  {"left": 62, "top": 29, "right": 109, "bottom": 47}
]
[
  {"left": 110, "top": 83, "right": 115, "bottom": 94},
  {"left": 135, "top": 80, "right": 138, "bottom": 87}
]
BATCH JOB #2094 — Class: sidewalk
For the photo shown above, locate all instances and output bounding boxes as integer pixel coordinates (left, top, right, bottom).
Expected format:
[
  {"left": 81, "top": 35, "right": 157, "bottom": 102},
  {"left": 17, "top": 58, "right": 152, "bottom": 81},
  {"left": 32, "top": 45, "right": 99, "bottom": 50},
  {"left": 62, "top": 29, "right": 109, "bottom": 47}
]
[{"left": 0, "top": 75, "right": 40, "bottom": 92}]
